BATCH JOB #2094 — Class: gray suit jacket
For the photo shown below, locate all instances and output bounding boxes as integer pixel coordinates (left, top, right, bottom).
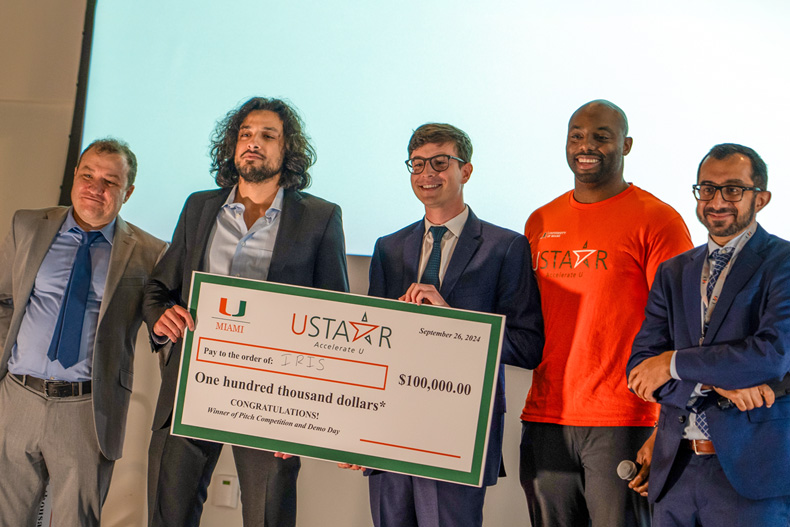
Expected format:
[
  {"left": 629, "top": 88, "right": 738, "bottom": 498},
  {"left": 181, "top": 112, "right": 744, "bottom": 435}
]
[{"left": 0, "top": 207, "right": 167, "bottom": 460}]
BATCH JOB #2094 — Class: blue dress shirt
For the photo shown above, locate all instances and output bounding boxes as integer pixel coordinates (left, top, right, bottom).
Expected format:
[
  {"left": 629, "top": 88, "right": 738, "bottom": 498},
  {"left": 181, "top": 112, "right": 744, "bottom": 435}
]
[
  {"left": 204, "top": 186, "right": 283, "bottom": 280},
  {"left": 8, "top": 209, "right": 115, "bottom": 382}
]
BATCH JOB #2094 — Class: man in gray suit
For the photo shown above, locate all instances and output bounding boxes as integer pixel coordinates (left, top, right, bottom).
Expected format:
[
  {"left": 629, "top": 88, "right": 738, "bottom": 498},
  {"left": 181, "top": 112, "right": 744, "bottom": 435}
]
[
  {"left": 0, "top": 138, "right": 167, "bottom": 526},
  {"left": 144, "top": 97, "right": 349, "bottom": 527}
]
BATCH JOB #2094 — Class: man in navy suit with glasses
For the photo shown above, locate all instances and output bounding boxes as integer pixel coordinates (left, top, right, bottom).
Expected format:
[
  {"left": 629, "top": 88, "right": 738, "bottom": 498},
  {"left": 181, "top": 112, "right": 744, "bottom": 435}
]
[{"left": 628, "top": 143, "right": 790, "bottom": 526}]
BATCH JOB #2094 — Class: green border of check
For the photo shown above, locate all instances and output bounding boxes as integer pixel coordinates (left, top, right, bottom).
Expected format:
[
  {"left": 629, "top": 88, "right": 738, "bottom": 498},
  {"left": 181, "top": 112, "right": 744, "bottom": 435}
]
[{"left": 172, "top": 271, "right": 504, "bottom": 486}]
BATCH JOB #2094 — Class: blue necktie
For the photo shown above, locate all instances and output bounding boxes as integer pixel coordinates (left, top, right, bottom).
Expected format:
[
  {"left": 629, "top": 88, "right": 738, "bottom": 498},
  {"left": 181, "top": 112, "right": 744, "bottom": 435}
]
[
  {"left": 420, "top": 226, "right": 447, "bottom": 289},
  {"left": 697, "top": 247, "right": 734, "bottom": 438},
  {"left": 47, "top": 230, "right": 102, "bottom": 369},
  {"left": 706, "top": 248, "right": 733, "bottom": 301}
]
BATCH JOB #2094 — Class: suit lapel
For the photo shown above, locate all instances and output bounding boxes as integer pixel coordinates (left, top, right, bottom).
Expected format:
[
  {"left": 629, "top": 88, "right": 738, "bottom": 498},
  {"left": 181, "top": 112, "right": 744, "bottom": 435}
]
[
  {"left": 3, "top": 209, "right": 68, "bottom": 362},
  {"left": 99, "top": 216, "right": 135, "bottom": 323},
  {"left": 704, "top": 230, "right": 765, "bottom": 342},
  {"left": 682, "top": 246, "right": 706, "bottom": 344},
  {"left": 402, "top": 222, "right": 423, "bottom": 292},
  {"left": 191, "top": 189, "right": 230, "bottom": 273},
  {"left": 269, "top": 189, "right": 305, "bottom": 281},
  {"left": 16, "top": 209, "right": 69, "bottom": 304},
  {"left": 440, "top": 210, "right": 482, "bottom": 297}
]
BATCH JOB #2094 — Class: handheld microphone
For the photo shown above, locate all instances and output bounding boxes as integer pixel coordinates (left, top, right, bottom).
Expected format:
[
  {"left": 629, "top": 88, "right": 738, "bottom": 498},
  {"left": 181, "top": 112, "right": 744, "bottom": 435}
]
[{"left": 616, "top": 460, "right": 639, "bottom": 481}]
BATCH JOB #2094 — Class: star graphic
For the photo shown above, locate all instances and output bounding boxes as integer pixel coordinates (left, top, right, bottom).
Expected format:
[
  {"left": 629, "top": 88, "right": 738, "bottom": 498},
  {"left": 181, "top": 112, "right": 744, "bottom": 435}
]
[
  {"left": 572, "top": 249, "right": 596, "bottom": 268},
  {"left": 349, "top": 322, "right": 379, "bottom": 342}
]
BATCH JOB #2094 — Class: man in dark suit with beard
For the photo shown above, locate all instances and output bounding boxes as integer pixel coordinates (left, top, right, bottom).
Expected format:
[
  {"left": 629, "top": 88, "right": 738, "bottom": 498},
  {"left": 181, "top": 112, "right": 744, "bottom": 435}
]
[
  {"left": 628, "top": 143, "right": 790, "bottom": 526},
  {"left": 144, "top": 97, "right": 349, "bottom": 527}
]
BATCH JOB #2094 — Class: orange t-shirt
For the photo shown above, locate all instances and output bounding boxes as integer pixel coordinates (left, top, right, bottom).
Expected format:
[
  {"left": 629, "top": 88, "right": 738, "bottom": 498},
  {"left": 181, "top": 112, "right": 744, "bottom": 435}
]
[{"left": 521, "top": 185, "right": 693, "bottom": 427}]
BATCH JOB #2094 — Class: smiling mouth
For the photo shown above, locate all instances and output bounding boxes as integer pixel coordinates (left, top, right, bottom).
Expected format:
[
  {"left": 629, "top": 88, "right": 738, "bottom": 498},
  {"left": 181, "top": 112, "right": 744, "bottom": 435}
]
[
  {"left": 576, "top": 155, "right": 601, "bottom": 167},
  {"left": 706, "top": 213, "right": 735, "bottom": 221},
  {"left": 705, "top": 207, "right": 736, "bottom": 218}
]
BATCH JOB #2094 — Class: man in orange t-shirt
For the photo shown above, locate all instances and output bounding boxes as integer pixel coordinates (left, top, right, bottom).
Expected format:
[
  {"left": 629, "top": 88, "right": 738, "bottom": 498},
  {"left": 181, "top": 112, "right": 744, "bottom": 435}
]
[{"left": 519, "top": 100, "right": 693, "bottom": 527}]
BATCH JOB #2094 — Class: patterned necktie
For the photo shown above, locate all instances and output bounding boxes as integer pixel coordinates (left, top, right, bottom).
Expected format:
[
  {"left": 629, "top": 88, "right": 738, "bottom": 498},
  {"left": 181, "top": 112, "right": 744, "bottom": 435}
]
[
  {"left": 420, "top": 226, "right": 447, "bottom": 289},
  {"left": 47, "top": 230, "right": 102, "bottom": 369},
  {"left": 697, "top": 247, "right": 734, "bottom": 438},
  {"left": 706, "top": 247, "right": 734, "bottom": 301}
]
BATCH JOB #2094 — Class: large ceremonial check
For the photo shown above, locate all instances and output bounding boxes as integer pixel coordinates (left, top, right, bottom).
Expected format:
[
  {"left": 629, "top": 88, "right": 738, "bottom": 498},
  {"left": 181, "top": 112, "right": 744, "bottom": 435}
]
[{"left": 172, "top": 272, "right": 505, "bottom": 486}]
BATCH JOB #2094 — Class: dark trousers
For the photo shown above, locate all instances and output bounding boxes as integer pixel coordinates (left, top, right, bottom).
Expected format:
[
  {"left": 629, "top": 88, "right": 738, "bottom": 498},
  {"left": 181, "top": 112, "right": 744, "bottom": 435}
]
[
  {"left": 520, "top": 421, "right": 652, "bottom": 527},
  {"left": 653, "top": 447, "right": 790, "bottom": 527},
  {"left": 148, "top": 427, "right": 300, "bottom": 527},
  {"left": 368, "top": 471, "right": 487, "bottom": 527}
]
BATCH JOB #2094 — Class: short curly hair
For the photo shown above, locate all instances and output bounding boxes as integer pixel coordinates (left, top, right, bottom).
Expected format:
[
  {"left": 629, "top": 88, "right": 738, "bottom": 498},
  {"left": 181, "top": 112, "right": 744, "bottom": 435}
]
[
  {"left": 78, "top": 138, "right": 137, "bottom": 186},
  {"left": 210, "top": 97, "right": 316, "bottom": 190},
  {"left": 407, "top": 123, "right": 473, "bottom": 163}
]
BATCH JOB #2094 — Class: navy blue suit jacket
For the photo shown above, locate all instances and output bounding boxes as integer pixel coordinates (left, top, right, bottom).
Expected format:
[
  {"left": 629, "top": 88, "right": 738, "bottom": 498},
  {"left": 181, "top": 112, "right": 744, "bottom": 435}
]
[
  {"left": 628, "top": 224, "right": 790, "bottom": 501},
  {"left": 369, "top": 209, "right": 544, "bottom": 485}
]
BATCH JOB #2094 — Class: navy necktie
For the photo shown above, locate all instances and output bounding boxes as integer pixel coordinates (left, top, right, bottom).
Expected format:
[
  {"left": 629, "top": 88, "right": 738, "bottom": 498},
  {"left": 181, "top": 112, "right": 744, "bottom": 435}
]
[
  {"left": 47, "top": 230, "right": 102, "bottom": 369},
  {"left": 420, "top": 226, "right": 447, "bottom": 289},
  {"left": 697, "top": 247, "right": 734, "bottom": 438},
  {"left": 706, "top": 248, "right": 733, "bottom": 301}
]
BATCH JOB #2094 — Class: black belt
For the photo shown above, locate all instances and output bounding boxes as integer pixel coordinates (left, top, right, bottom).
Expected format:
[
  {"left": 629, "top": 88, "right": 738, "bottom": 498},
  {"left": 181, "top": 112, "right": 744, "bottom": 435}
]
[{"left": 11, "top": 373, "right": 91, "bottom": 398}]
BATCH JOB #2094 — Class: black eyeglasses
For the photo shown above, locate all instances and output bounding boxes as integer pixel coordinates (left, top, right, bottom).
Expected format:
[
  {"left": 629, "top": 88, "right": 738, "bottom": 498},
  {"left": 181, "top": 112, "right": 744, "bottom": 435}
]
[
  {"left": 405, "top": 154, "right": 466, "bottom": 174},
  {"left": 692, "top": 184, "right": 762, "bottom": 202}
]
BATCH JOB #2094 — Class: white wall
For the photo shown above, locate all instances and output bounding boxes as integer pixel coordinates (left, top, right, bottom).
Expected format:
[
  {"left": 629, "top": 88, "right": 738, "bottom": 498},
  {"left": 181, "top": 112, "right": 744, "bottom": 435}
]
[
  {"left": 0, "top": 0, "right": 84, "bottom": 233},
  {"left": 0, "top": 3, "right": 535, "bottom": 525}
]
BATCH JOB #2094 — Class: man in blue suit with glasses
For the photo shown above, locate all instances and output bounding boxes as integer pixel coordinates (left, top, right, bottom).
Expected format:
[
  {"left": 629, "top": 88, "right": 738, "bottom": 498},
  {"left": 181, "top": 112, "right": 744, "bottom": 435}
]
[
  {"left": 628, "top": 143, "right": 790, "bottom": 526},
  {"left": 343, "top": 123, "right": 544, "bottom": 527}
]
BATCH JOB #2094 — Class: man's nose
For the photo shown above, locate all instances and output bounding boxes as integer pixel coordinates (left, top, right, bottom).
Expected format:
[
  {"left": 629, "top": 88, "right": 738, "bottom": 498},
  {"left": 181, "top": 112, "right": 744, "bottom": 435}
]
[
  {"left": 709, "top": 188, "right": 729, "bottom": 207},
  {"left": 579, "top": 137, "right": 598, "bottom": 152},
  {"left": 424, "top": 159, "right": 442, "bottom": 176},
  {"left": 84, "top": 178, "right": 103, "bottom": 193}
]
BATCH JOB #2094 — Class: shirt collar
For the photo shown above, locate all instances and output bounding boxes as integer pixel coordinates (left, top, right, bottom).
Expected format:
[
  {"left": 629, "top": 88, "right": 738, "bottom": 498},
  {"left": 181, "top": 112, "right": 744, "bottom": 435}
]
[
  {"left": 61, "top": 208, "right": 116, "bottom": 245},
  {"left": 223, "top": 185, "right": 284, "bottom": 216},
  {"left": 706, "top": 222, "right": 754, "bottom": 257},
  {"left": 423, "top": 205, "right": 469, "bottom": 239}
]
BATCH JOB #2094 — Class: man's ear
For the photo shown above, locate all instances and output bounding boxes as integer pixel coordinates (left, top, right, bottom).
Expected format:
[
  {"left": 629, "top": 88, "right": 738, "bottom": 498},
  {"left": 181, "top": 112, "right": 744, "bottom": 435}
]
[
  {"left": 123, "top": 185, "right": 135, "bottom": 204},
  {"left": 461, "top": 162, "right": 473, "bottom": 184},
  {"left": 754, "top": 190, "right": 771, "bottom": 213},
  {"left": 622, "top": 137, "right": 633, "bottom": 156}
]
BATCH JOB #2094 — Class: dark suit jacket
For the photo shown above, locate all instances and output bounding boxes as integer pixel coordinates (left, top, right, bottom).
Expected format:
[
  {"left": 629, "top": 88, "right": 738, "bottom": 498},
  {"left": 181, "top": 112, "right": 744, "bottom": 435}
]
[
  {"left": 0, "top": 207, "right": 167, "bottom": 460},
  {"left": 369, "top": 209, "right": 544, "bottom": 485},
  {"left": 628, "top": 224, "right": 790, "bottom": 501},
  {"left": 143, "top": 187, "right": 349, "bottom": 430}
]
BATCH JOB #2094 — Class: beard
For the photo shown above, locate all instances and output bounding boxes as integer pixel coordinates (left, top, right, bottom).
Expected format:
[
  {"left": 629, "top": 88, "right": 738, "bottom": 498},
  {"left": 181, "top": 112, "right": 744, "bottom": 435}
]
[
  {"left": 697, "top": 196, "right": 756, "bottom": 239},
  {"left": 568, "top": 153, "right": 614, "bottom": 185},
  {"left": 236, "top": 159, "right": 281, "bottom": 184}
]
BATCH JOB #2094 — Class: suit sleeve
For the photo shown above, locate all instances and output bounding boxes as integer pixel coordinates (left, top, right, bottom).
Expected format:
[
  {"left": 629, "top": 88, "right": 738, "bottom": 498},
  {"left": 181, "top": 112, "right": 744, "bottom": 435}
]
[
  {"left": 312, "top": 204, "right": 349, "bottom": 293},
  {"left": 143, "top": 198, "right": 191, "bottom": 343},
  {"left": 368, "top": 238, "right": 387, "bottom": 298},
  {"left": 498, "top": 235, "right": 544, "bottom": 370},
  {"left": 0, "top": 213, "right": 17, "bottom": 349},
  {"left": 674, "top": 259, "right": 790, "bottom": 390},
  {"left": 627, "top": 263, "right": 698, "bottom": 409}
]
